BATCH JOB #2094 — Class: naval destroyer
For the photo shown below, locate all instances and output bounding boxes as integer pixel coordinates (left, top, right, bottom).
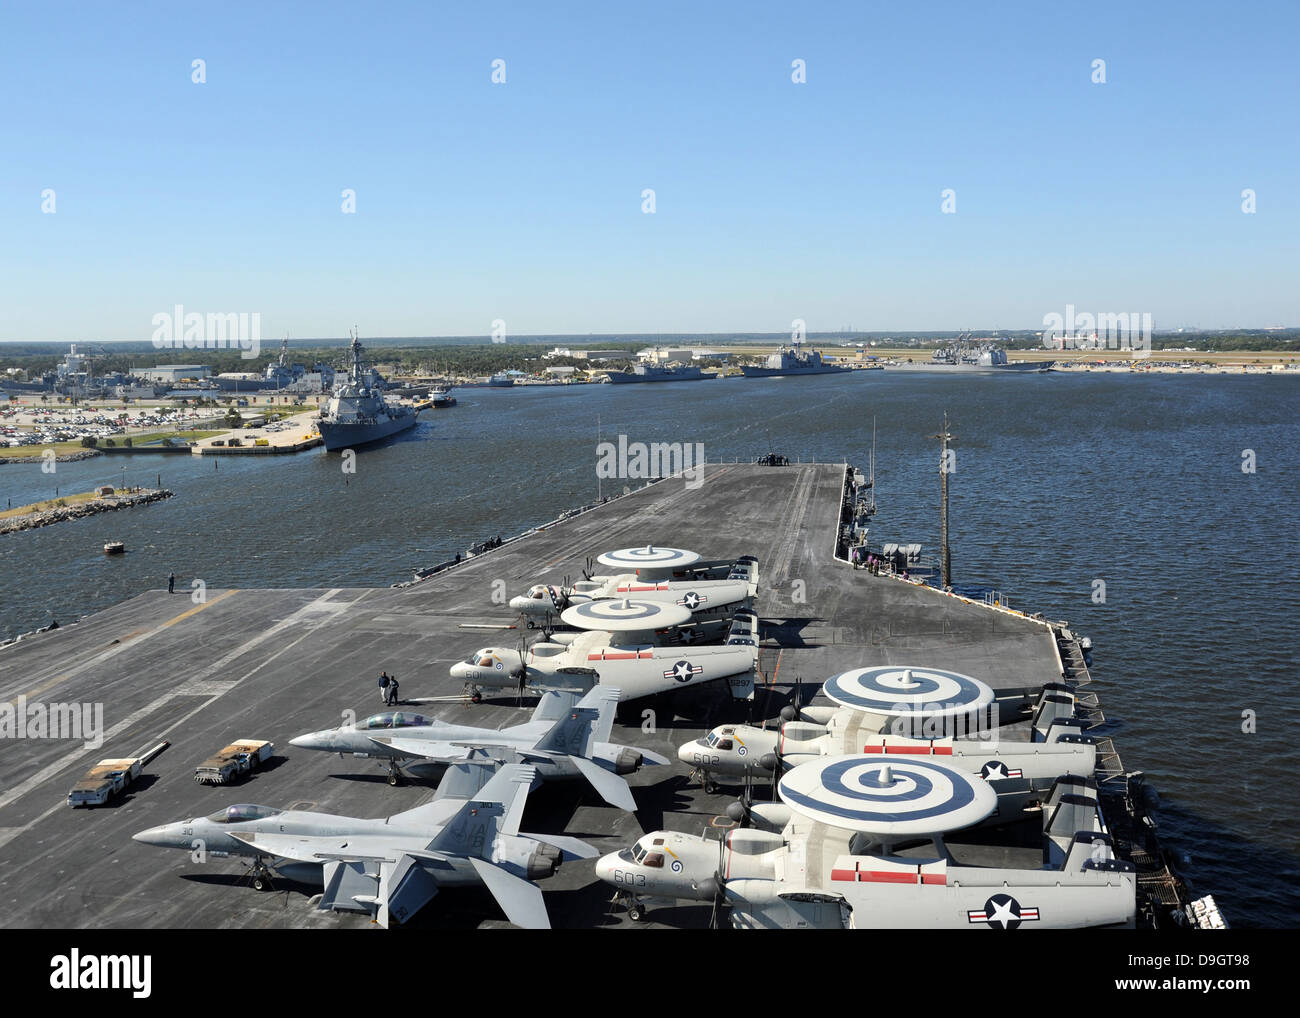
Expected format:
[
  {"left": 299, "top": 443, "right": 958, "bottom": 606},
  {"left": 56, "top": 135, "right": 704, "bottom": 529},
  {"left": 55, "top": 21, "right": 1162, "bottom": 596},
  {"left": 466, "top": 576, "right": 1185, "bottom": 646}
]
[
  {"left": 892, "top": 335, "right": 1053, "bottom": 372},
  {"left": 606, "top": 362, "right": 716, "bottom": 384},
  {"left": 316, "top": 329, "right": 421, "bottom": 451},
  {"left": 740, "top": 340, "right": 852, "bottom": 378}
]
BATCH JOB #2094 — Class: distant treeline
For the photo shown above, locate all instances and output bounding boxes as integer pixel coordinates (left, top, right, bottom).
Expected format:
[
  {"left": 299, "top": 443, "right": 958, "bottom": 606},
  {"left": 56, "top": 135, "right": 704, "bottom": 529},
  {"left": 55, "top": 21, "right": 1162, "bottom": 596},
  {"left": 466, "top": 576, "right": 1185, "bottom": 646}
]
[{"left": 3, "top": 330, "right": 1296, "bottom": 377}]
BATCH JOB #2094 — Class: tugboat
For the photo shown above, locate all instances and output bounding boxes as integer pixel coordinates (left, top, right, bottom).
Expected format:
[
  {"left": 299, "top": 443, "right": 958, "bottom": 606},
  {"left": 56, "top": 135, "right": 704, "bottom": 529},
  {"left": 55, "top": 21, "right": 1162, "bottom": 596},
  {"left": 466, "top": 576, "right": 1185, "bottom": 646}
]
[
  {"left": 740, "top": 338, "right": 852, "bottom": 378},
  {"left": 316, "top": 329, "right": 421, "bottom": 451}
]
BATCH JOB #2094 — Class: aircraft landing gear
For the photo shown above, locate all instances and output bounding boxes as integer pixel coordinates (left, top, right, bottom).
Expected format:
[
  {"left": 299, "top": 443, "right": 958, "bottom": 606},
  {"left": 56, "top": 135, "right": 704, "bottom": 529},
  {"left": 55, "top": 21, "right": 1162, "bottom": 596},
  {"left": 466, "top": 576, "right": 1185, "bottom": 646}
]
[
  {"left": 249, "top": 857, "right": 274, "bottom": 892},
  {"left": 611, "top": 891, "right": 645, "bottom": 922},
  {"left": 691, "top": 767, "right": 718, "bottom": 795},
  {"left": 386, "top": 761, "right": 403, "bottom": 787},
  {"left": 461, "top": 683, "right": 484, "bottom": 705}
]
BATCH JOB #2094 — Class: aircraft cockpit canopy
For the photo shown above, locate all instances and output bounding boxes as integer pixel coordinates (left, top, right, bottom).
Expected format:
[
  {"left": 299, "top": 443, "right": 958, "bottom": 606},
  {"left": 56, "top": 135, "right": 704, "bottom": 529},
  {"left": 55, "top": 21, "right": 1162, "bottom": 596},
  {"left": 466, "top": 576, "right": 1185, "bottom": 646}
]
[
  {"left": 526, "top": 585, "right": 550, "bottom": 599},
  {"left": 363, "top": 712, "right": 431, "bottom": 730},
  {"left": 208, "top": 804, "right": 283, "bottom": 824},
  {"left": 630, "top": 838, "right": 667, "bottom": 869},
  {"left": 705, "top": 728, "right": 736, "bottom": 750},
  {"left": 467, "top": 649, "right": 498, "bottom": 667}
]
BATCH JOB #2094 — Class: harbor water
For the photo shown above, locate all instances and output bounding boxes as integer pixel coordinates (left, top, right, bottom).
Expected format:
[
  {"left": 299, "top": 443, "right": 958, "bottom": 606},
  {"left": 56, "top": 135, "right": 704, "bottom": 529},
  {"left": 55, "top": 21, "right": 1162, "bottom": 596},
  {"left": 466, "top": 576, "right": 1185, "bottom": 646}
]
[{"left": 1, "top": 371, "right": 1296, "bottom": 927}]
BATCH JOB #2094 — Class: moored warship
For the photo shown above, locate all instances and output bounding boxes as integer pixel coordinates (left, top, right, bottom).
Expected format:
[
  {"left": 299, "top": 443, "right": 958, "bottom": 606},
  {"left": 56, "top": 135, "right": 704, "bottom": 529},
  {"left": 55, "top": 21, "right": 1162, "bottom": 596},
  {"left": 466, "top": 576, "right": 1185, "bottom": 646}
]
[
  {"left": 741, "top": 340, "right": 853, "bottom": 378},
  {"left": 892, "top": 334, "right": 1053, "bottom": 372},
  {"left": 606, "top": 362, "right": 715, "bottom": 384},
  {"left": 316, "top": 329, "right": 421, "bottom": 450}
]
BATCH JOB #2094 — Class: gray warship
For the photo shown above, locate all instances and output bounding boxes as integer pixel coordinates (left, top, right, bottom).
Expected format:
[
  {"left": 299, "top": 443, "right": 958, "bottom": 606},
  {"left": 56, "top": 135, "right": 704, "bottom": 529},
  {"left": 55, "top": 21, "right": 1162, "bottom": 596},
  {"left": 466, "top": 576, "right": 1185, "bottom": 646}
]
[
  {"left": 740, "top": 339, "right": 853, "bottom": 378},
  {"left": 893, "top": 334, "right": 1053, "bottom": 372},
  {"left": 606, "top": 361, "right": 715, "bottom": 384},
  {"left": 316, "top": 329, "right": 421, "bottom": 451}
]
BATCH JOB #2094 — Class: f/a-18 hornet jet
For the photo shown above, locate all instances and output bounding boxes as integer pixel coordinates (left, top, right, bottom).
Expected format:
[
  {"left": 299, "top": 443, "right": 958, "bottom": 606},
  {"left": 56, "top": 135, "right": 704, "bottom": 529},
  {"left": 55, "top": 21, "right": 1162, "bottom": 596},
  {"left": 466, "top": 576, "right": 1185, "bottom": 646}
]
[
  {"left": 133, "top": 762, "right": 594, "bottom": 928},
  {"left": 290, "top": 686, "right": 669, "bottom": 810}
]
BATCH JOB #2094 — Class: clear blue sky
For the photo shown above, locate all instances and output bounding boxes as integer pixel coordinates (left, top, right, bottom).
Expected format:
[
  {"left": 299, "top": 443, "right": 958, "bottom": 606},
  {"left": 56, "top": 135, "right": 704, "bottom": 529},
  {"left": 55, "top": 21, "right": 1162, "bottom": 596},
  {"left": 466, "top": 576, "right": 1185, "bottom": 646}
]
[{"left": 1, "top": 0, "right": 1296, "bottom": 342}]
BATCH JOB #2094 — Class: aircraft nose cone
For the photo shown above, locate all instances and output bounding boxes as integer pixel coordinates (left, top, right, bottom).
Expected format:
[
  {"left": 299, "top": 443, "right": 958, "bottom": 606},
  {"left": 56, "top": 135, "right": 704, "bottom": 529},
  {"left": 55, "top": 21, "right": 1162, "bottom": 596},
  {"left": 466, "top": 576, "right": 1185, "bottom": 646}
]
[
  {"left": 508, "top": 596, "right": 532, "bottom": 612},
  {"left": 593, "top": 852, "right": 621, "bottom": 886},
  {"left": 449, "top": 663, "right": 469, "bottom": 679},
  {"left": 132, "top": 824, "right": 174, "bottom": 847},
  {"left": 677, "top": 741, "right": 705, "bottom": 765},
  {"left": 289, "top": 731, "right": 330, "bottom": 750}
]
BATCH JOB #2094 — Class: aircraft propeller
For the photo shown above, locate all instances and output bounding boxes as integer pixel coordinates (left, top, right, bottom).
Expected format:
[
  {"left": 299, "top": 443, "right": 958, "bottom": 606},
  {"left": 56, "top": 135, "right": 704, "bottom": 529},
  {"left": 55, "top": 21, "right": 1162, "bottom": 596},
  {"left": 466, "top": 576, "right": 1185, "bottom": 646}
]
[{"left": 708, "top": 833, "right": 728, "bottom": 930}]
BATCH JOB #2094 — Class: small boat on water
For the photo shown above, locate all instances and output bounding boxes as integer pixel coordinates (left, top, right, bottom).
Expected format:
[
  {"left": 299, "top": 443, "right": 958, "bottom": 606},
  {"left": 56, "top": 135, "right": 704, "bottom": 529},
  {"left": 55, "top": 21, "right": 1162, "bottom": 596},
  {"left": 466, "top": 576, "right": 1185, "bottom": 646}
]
[{"left": 104, "top": 541, "right": 125, "bottom": 555}]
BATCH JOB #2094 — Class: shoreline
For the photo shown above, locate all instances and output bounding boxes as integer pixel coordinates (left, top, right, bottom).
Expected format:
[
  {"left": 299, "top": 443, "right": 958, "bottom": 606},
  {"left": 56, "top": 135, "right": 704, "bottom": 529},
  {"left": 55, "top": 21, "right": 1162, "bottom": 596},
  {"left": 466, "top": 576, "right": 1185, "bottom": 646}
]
[{"left": 0, "top": 487, "right": 174, "bottom": 535}]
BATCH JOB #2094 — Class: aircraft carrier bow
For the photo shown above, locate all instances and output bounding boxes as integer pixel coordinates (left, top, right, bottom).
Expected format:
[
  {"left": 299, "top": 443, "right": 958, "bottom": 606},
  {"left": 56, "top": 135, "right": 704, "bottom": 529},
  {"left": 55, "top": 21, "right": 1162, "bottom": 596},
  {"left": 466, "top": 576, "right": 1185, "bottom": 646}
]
[{"left": 0, "top": 462, "right": 1188, "bottom": 929}]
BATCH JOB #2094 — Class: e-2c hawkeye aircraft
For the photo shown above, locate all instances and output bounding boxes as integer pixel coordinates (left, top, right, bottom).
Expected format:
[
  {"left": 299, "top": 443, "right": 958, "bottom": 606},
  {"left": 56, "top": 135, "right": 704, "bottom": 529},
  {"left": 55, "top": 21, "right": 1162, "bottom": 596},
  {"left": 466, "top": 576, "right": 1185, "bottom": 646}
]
[
  {"left": 596, "top": 754, "right": 1135, "bottom": 929},
  {"left": 133, "top": 762, "right": 594, "bottom": 928},
  {"left": 510, "top": 546, "right": 758, "bottom": 624},
  {"left": 452, "top": 598, "right": 759, "bottom": 704},
  {"left": 680, "top": 669, "right": 1094, "bottom": 815},
  {"left": 290, "top": 686, "right": 669, "bottom": 810}
]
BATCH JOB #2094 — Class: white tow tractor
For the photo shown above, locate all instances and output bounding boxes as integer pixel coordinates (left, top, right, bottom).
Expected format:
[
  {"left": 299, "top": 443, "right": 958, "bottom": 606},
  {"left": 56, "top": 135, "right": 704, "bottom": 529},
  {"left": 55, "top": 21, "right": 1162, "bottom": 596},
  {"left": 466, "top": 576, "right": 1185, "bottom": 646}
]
[
  {"left": 67, "top": 758, "right": 142, "bottom": 807},
  {"left": 194, "top": 739, "right": 274, "bottom": 785}
]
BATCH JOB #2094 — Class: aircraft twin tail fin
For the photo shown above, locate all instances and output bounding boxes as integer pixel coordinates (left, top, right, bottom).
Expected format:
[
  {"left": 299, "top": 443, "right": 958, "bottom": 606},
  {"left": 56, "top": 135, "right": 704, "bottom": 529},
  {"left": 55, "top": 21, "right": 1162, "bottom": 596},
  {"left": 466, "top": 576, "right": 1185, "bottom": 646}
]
[
  {"left": 532, "top": 705, "right": 600, "bottom": 758},
  {"left": 577, "top": 686, "right": 621, "bottom": 746},
  {"left": 427, "top": 763, "right": 536, "bottom": 856}
]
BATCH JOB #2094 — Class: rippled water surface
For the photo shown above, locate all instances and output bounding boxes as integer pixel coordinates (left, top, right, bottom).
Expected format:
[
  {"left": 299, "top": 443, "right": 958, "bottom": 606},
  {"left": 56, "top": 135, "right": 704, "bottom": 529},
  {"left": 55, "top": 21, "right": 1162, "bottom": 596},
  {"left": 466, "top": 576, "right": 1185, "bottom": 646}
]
[{"left": 2, "top": 372, "right": 1296, "bottom": 926}]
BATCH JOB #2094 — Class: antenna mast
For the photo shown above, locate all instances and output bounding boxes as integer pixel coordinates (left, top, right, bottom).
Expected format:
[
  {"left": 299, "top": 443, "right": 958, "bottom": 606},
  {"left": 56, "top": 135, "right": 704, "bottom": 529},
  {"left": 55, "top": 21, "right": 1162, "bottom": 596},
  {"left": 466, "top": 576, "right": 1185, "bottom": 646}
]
[{"left": 929, "top": 414, "right": 955, "bottom": 588}]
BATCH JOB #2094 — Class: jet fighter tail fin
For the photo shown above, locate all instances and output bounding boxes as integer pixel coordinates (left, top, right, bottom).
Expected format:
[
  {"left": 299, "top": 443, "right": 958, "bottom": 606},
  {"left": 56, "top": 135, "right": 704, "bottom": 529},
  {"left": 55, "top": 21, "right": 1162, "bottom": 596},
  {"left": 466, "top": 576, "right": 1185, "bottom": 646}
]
[
  {"left": 427, "top": 764, "right": 536, "bottom": 855},
  {"left": 532, "top": 705, "right": 600, "bottom": 757},
  {"left": 576, "top": 685, "right": 621, "bottom": 746}
]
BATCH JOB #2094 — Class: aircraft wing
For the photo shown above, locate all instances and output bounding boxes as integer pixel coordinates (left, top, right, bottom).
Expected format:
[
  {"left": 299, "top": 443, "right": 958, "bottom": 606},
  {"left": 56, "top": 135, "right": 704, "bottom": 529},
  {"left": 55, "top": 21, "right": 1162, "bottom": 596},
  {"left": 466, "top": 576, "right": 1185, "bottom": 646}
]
[
  {"left": 467, "top": 856, "right": 551, "bottom": 930},
  {"left": 569, "top": 755, "right": 637, "bottom": 811},
  {"left": 229, "top": 831, "right": 392, "bottom": 864},
  {"left": 368, "top": 735, "right": 469, "bottom": 762}
]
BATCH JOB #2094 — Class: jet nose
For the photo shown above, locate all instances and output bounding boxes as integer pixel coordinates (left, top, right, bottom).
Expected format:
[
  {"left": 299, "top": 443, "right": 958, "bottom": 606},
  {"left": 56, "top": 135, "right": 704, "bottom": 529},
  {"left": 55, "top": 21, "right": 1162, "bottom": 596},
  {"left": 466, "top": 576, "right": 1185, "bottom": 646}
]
[
  {"left": 508, "top": 596, "right": 534, "bottom": 613},
  {"left": 449, "top": 662, "right": 470, "bottom": 680},
  {"left": 289, "top": 730, "right": 332, "bottom": 750},
  {"left": 132, "top": 824, "right": 177, "bottom": 848}
]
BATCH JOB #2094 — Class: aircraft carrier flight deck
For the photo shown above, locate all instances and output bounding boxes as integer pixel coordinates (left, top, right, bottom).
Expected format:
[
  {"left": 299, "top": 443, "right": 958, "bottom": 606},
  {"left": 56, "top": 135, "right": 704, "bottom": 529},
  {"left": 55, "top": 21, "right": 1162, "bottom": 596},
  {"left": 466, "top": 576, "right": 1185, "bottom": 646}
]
[{"left": 0, "top": 462, "right": 1180, "bottom": 929}]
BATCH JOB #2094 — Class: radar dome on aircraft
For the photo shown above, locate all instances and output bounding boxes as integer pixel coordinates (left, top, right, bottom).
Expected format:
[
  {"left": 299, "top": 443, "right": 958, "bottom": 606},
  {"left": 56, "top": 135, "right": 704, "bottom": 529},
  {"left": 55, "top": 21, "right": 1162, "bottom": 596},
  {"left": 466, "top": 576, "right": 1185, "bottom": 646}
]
[
  {"left": 821, "top": 665, "right": 994, "bottom": 730},
  {"left": 560, "top": 597, "right": 692, "bottom": 632},
  {"left": 778, "top": 753, "right": 997, "bottom": 837},
  {"left": 596, "top": 545, "right": 701, "bottom": 578}
]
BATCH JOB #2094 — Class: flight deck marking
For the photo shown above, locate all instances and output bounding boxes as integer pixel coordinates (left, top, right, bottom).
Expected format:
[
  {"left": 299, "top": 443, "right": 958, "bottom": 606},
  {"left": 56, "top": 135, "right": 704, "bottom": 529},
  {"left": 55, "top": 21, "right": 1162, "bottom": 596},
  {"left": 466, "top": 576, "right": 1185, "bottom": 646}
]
[
  {"left": 13, "top": 589, "right": 241, "bottom": 701},
  {"left": 0, "top": 589, "right": 366, "bottom": 829}
]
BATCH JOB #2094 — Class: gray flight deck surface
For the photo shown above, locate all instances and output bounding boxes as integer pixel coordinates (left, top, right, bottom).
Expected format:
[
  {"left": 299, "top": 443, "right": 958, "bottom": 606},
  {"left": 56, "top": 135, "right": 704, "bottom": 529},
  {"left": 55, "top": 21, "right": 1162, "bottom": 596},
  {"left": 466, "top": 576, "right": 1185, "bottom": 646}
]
[{"left": 0, "top": 463, "right": 1065, "bottom": 929}]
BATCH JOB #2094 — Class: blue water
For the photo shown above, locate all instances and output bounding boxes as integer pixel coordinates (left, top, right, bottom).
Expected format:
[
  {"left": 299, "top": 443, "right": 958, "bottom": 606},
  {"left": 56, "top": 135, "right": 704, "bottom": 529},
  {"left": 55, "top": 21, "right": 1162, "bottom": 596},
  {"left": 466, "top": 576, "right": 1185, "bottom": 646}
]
[{"left": 2, "top": 372, "right": 1296, "bottom": 926}]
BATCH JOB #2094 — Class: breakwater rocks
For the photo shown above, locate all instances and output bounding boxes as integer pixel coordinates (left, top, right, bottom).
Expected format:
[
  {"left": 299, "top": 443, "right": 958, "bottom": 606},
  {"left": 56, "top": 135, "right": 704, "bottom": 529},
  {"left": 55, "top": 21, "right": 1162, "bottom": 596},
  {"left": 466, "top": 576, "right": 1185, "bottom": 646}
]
[
  {"left": 1, "top": 488, "right": 174, "bottom": 535},
  {"left": 0, "top": 448, "right": 101, "bottom": 466}
]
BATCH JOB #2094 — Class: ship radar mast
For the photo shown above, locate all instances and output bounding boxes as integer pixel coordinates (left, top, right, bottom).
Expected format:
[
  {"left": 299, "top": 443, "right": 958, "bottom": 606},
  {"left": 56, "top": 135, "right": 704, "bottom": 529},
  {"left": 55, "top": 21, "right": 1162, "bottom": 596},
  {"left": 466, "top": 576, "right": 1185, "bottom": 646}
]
[{"left": 349, "top": 326, "right": 365, "bottom": 384}]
